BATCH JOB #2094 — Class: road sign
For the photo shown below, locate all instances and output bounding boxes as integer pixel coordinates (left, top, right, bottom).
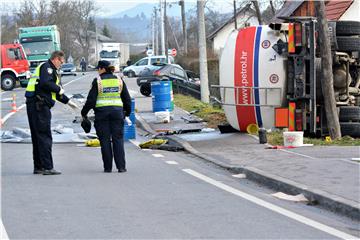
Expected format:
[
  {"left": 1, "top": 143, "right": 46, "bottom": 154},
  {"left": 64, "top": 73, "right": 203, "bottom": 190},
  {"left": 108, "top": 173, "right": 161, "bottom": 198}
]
[
  {"left": 146, "top": 49, "right": 153, "bottom": 56},
  {"left": 171, "top": 48, "right": 177, "bottom": 57}
]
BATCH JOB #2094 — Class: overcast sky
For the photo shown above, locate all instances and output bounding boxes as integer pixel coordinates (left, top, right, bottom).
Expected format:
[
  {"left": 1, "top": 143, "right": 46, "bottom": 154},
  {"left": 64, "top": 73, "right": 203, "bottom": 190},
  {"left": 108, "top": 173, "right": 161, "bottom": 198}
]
[{"left": 2, "top": 0, "right": 235, "bottom": 17}]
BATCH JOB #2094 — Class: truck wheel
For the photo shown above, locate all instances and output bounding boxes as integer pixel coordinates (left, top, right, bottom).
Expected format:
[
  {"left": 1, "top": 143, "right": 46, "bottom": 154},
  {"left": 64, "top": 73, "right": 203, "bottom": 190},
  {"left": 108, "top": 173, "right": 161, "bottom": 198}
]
[
  {"left": 1, "top": 74, "right": 16, "bottom": 91},
  {"left": 336, "top": 36, "right": 360, "bottom": 52},
  {"left": 128, "top": 71, "right": 135, "bottom": 78},
  {"left": 335, "top": 21, "right": 360, "bottom": 36},
  {"left": 339, "top": 106, "right": 360, "bottom": 122},
  {"left": 340, "top": 122, "right": 360, "bottom": 138},
  {"left": 140, "top": 84, "right": 151, "bottom": 97}
]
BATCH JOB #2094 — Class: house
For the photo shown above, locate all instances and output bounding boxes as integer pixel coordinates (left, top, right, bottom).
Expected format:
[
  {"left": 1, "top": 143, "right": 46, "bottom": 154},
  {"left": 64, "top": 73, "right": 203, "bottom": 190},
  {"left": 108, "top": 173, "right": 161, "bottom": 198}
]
[
  {"left": 207, "top": 4, "right": 258, "bottom": 55},
  {"left": 275, "top": 0, "right": 360, "bottom": 21}
]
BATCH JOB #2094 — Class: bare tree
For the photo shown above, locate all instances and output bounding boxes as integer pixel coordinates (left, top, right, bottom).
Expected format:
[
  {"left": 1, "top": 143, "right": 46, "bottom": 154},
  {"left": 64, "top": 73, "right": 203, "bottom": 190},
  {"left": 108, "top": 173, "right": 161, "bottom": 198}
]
[
  {"left": 251, "top": 0, "right": 263, "bottom": 25},
  {"left": 314, "top": 0, "right": 341, "bottom": 139},
  {"left": 71, "top": 0, "right": 96, "bottom": 64},
  {"left": 197, "top": 0, "right": 210, "bottom": 103},
  {"left": 179, "top": 0, "right": 187, "bottom": 55}
]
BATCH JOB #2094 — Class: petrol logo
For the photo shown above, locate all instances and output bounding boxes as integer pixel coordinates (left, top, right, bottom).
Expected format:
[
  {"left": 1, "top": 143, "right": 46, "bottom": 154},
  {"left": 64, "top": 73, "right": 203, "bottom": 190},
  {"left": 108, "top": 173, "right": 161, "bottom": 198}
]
[
  {"left": 261, "top": 40, "right": 271, "bottom": 49},
  {"left": 269, "top": 74, "right": 279, "bottom": 84}
]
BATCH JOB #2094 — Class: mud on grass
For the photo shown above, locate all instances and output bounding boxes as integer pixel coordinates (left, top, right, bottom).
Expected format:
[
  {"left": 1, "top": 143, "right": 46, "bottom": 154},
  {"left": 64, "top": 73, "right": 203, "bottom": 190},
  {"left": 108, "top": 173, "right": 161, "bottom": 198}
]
[{"left": 173, "top": 94, "right": 227, "bottom": 128}]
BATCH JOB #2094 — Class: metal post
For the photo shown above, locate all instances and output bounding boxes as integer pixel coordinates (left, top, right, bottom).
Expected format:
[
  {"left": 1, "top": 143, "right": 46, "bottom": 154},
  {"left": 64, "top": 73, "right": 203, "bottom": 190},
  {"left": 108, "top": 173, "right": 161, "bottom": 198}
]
[
  {"left": 233, "top": 0, "right": 237, "bottom": 29},
  {"left": 160, "top": 0, "right": 165, "bottom": 56}
]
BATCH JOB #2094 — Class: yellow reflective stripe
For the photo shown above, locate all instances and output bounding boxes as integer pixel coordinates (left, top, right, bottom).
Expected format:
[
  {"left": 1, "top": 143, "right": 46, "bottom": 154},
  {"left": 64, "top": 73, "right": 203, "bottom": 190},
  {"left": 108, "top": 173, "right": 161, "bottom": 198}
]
[{"left": 51, "top": 76, "right": 60, "bottom": 101}]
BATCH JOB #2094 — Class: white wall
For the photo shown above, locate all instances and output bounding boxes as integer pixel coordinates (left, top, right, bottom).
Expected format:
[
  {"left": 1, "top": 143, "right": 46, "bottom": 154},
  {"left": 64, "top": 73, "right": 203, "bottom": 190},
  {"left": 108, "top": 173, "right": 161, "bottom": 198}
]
[
  {"left": 340, "top": 0, "right": 360, "bottom": 21},
  {"left": 212, "top": 15, "right": 258, "bottom": 55}
]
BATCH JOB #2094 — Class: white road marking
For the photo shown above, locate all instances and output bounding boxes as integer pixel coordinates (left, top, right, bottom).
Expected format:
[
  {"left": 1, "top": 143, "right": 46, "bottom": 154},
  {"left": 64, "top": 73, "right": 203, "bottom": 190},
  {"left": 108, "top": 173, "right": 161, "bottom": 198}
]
[
  {"left": 351, "top": 158, "right": 360, "bottom": 161},
  {"left": 183, "top": 169, "right": 357, "bottom": 240},
  {"left": 1, "top": 104, "right": 26, "bottom": 124},
  {"left": 152, "top": 153, "right": 164, "bottom": 158},
  {"left": 0, "top": 219, "right": 9, "bottom": 240},
  {"left": 1, "top": 74, "right": 92, "bottom": 126},
  {"left": 279, "top": 149, "right": 317, "bottom": 159},
  {"left": 165, "top": 161, "right": 178, "bottom": 165},
  {"left": 129, "top": 140, "right": 140, "bottom": 147},
  {"left": 63, "top": 74, "right": 91, "bottom": 87}
]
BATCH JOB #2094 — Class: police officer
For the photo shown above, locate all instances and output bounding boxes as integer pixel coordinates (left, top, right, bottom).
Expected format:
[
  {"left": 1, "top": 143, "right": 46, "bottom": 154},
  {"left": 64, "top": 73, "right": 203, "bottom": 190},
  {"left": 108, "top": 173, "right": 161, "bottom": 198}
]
[
  {"left": 81, "top": 60, "right": 131, "bottom": 173},
  {"left": 25, "top": 51, "right": 78, "bottom": 175}
]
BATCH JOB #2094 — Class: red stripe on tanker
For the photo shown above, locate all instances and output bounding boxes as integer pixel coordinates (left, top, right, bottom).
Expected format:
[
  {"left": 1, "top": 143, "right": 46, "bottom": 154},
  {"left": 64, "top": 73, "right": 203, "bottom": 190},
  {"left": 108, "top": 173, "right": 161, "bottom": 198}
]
[{"left": 234, "top": 27, "right": 257, "bottom": 131}]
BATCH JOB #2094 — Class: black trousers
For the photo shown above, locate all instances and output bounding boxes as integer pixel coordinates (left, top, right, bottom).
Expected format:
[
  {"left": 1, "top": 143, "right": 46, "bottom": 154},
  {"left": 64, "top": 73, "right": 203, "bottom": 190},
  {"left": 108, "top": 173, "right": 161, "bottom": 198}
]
[
  {"left": 26, "top": 99, "right": 54, "bottom": 170},
  {"left": 94, "top": 110, "right": 125, "bottom": 171}
]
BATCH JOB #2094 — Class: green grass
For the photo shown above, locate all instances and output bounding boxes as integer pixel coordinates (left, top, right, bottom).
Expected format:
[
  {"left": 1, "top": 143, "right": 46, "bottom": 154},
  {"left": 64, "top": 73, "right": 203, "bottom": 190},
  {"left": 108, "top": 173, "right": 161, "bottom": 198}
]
[
  {"left": 267, "top": 130, "right": 360, "bottom": 146},
  {"left": 173, "top": 94, "right": 227, "bottom": 128}
]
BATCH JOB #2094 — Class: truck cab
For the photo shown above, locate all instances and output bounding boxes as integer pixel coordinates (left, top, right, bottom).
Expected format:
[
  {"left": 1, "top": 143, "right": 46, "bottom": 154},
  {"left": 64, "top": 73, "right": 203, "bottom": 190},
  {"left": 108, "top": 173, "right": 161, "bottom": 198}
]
[{"left": 1, "top": 43, "right": 31, "bottom": 91}]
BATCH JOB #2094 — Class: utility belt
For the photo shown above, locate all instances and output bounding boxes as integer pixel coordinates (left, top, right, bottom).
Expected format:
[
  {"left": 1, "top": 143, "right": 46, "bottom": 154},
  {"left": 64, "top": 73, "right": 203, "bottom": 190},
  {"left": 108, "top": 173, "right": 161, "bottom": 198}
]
[{"left": 35, "top": 95, "right": 52, "bottom": 110}]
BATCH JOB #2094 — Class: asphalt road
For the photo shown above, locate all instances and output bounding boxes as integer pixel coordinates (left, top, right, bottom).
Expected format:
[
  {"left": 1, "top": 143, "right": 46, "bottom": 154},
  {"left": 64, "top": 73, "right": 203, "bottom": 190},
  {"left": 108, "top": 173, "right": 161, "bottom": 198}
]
[{"left": 1, "top": 72, "right": 359, "bottom": 239}]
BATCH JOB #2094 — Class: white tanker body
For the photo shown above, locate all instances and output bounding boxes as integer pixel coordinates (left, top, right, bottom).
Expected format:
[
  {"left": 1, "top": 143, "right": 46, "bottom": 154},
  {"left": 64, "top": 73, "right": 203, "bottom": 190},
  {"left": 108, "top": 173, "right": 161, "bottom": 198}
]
[{"left": 219, "top": 25, "right": 287, "bottom": 131}]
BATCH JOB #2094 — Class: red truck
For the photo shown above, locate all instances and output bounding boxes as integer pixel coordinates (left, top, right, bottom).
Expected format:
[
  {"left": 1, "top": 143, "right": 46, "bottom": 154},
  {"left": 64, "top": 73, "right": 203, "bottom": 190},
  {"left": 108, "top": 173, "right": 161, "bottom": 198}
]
[{"left": 1, "top": 43, "right": 31, "bottom": 91}]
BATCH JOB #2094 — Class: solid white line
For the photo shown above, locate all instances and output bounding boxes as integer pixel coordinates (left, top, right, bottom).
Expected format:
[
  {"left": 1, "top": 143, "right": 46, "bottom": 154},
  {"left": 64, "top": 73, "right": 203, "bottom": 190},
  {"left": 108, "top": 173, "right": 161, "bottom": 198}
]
[
  {"left": 0, "top": 219, "right": 9, "bottom": 240},
  {"left": 152, "top": 153, "right": 164, "bottom": 158},
  {"left": 129, "top": 140, "right": 140, "bottom": 147},
  {"left": 2, "top": 104, "right": 26, "bottom": 124},
  {"left": 279, "top": 149, "right": 317, "bottom": 160},
  {"left": 63, "top": 74, "right": 91, "bottom": 87},
  {"left": 182, "top": 169, "right": 357, "bottom": 240},
  {"left": 165, "top": 161, "right": 178, "bottom": 165}
]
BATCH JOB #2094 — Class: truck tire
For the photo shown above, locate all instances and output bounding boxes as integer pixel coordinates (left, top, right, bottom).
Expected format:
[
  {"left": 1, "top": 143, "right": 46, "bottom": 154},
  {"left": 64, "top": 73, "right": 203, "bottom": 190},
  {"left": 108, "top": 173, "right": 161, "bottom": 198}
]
[
  {"left": 340, "top": 122, "right": 360, "bottom": 138},
  {"left": 1, "top": 74, "right": 16, "bottom": 91},
  {"left": 335, "top": 21, "right": 360, "bottom": 36},
  {"left": 140, "top": 84, "right": 151, "bottom": 97},
  {"left": 336, "top": 36, "right": 360, "bottom": 52},
  {"left": 339, "top": 106, "right": 360, "bottom": 122}
]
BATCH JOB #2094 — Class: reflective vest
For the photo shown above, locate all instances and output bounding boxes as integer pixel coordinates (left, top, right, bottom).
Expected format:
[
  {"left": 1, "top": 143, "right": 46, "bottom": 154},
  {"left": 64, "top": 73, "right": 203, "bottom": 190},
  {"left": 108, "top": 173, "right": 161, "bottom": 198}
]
[
  {"left": 95, "top": 76, "right": 123, "bottom": 108},
  {"left": 25, "top": 63, "right": 60, "bottom": 100}
]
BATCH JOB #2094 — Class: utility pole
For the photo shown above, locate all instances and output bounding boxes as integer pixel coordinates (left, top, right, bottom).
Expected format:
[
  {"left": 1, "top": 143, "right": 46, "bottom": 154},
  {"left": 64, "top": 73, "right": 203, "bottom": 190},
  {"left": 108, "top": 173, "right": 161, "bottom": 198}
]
[
  {"left": 164, "top": 0, "right": 168, "bottom": 62},
  {"left": 179, "top": 0, "right": 187, "bottom": 55},
  {"left": 155, "top": 7, "right": 159, "bottom": 55},
  {"left": 95, "top": 24, "right": 98, "bottom": 62},
  {"left": 152, "top": 8, "right": 155, "bottom": 54},
  {"left": 160, "top": 0, "right": 165, "bottom": 56},
  {"left": 315, "top": 0, "right": 341, "bottom": 139},
  {"left": 233, "top": 0, "right": 237, "bottom": 29},
  {"left": 197, "top": 0, "right": 209, "bottom": 103}
]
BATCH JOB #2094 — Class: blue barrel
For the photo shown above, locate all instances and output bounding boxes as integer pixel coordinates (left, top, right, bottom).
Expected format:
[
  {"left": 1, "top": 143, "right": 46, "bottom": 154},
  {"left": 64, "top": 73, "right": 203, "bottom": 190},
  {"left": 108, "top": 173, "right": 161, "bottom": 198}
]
[
  {"left": 151, "top": 81, "right": 174, "bottom": 113},
  {"left": 124, "top": 98, "right": 136, "bottom": 140}
]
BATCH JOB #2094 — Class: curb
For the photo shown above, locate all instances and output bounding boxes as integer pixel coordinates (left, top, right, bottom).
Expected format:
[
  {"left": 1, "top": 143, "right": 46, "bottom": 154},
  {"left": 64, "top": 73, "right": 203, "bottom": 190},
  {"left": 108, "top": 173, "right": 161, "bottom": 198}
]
[{"left": 135, "top": 113, "right": 360, "bottom": 220}]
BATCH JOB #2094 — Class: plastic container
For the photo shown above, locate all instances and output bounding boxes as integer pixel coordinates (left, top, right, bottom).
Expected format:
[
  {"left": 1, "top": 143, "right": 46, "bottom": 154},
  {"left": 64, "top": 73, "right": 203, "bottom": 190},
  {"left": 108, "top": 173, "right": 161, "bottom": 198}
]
[
  {"left": 283, "top": 131, "right": 303, "bottom": 147},
  {"left": 124, "top": 98, "right": 136, "bottom": 140},
  {"left": 151, "top": 81, "right": 174, "bottom": 113},
  {"left": 155, "top": 110, "right": 170, "bottom": 123}
]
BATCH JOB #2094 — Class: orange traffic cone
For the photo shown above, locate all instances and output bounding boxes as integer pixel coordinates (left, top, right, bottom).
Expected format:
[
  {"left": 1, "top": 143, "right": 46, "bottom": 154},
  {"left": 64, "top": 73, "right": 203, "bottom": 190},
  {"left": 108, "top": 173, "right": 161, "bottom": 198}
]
[{"left": 11, "top": 94, "right": 17, "bottom": 112}]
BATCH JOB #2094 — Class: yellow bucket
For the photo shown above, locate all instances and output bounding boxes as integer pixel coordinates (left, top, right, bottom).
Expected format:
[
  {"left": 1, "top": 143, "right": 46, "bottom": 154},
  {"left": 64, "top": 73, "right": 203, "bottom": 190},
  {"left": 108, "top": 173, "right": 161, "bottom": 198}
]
[{"left": 246, "top": 124, "right": 259, "bottom": 135}]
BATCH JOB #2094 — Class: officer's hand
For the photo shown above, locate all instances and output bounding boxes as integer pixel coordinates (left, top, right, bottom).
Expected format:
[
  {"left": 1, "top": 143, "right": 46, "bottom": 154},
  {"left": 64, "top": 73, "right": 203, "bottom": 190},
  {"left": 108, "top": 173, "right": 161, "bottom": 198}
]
[
  {"left": 68, "top": 100, "right": 79, "bottom": 110},
  {"left": 59, "top": 87, "right": 65, "bottom": 95}
]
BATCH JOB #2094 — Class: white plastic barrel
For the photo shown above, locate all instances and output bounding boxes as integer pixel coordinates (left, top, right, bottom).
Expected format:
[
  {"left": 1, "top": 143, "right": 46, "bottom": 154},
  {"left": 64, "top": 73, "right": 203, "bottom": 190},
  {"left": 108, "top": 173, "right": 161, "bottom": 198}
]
[{"left": 283, "top": 131, "right": 304, "bottom": 147}]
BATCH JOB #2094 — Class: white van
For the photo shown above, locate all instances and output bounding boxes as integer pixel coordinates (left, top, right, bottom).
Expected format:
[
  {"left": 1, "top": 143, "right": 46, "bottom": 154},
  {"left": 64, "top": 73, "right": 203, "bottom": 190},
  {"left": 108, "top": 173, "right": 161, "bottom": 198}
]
[{"left": 123, "top": 55, "right": 174, "bottom": 77}]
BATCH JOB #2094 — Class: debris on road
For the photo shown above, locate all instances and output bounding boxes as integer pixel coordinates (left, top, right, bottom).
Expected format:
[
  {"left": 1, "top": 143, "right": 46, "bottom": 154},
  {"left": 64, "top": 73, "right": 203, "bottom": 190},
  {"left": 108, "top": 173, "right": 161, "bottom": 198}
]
[
  {"left": 271, "top": 192, "right": 308, "bottom": 203},
  {"left": 139, "top": 139, "right": 168, "bottom": 149},
  {"left": 85, "top": 139, "right": 100, "bottom": 147}
]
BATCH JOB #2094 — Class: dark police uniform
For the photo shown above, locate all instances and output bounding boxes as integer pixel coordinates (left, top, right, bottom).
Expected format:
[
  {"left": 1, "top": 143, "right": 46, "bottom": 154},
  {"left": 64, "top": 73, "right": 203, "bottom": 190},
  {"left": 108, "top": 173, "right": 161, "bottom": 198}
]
[
  {"left": 25, "top": 60, "right": 69, "bottom": 173},
  {"left": 81, "top": 72, "right": 131, "bottom": 172}
]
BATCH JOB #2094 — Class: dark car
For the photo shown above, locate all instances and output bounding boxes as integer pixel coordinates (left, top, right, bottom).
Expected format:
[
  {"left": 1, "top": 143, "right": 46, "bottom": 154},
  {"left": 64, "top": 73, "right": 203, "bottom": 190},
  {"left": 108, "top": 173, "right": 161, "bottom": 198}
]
[
  {"left": 60, "top": 63, "right": 77, "bottom": 76},
  {"left": 137, "top": 63, "right": 188, "bottom": 96}
]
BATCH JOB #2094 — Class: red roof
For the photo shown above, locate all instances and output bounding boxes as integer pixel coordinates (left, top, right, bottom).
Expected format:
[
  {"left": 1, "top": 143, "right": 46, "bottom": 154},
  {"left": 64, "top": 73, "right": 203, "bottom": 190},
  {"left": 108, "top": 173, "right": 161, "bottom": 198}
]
[{"left": 325, "top": 0, "right": 353, "bottom": 20}]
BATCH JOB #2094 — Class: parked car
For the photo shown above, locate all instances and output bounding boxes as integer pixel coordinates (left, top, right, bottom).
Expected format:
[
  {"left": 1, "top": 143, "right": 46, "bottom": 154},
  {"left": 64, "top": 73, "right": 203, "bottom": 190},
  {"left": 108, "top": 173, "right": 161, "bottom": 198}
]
[
  {"left": 60, "top": 63, "right": 77, "bottom": 76},
  {"left": 123, "top": 55, "right": 174, "bottom": 78},
  {"left": 137, "top": 63, "right": 188, "bottom": 96},
  {"left": 185, "top": 70, "right": 200, "bottom": 85}
]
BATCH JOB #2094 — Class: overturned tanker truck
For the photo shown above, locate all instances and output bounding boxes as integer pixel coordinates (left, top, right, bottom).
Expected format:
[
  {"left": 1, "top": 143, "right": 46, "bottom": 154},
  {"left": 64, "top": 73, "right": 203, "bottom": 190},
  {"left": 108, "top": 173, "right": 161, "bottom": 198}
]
[{"left": 215, "top": 17, "right": 360, "bottom": 137}]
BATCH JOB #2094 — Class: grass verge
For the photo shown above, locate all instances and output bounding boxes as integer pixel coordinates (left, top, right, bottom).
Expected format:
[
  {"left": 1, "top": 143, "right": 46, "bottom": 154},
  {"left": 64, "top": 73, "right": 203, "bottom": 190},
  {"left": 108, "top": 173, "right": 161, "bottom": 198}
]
[
  {"left": 267, "top": 130, "right": 360, "bottom": 146},
  {"left": 173, "top": 94, "right": 227, "bottom": 128}
]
